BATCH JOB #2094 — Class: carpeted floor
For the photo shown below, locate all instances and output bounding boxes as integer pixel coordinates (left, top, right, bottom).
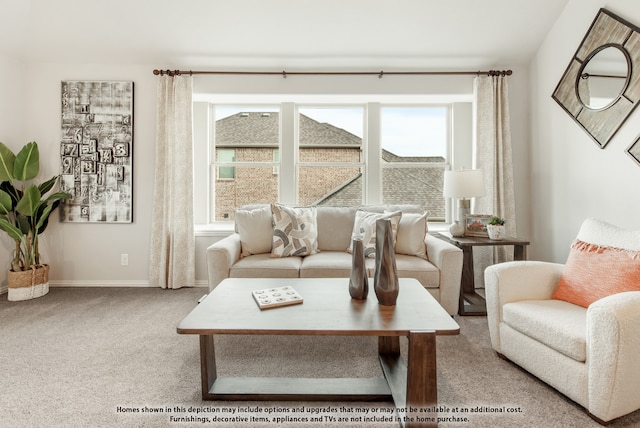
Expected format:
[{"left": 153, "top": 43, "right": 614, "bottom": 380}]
[{"left": 1, "top": 287, "right": 639, "bottom": 428}]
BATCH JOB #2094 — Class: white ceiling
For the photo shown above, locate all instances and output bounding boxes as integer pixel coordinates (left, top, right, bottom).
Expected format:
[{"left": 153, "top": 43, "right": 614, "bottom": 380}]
[{"left": 0, "top": 0, "right": 568, "bottom": 69}]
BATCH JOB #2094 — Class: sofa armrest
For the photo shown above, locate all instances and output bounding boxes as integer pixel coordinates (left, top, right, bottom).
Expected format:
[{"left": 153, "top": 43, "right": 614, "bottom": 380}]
[
  {"left": 425, "top": 234, "right": 463, "bottom": 316},
  {"left": 484, "top": 261, "right": 564, "bottom": 352},
  {"left": 206, "top": 233, "right": 242, "bottom": 291},
  {"left": 587, "top": 291, "right": 640, "bottom": 422}
]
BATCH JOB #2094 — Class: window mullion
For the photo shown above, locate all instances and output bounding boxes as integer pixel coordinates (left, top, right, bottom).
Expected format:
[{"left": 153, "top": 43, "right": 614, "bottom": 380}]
[
  {"left": 279, "top": 102, "right": 296, "bottom": 205},
  {"left": 366, "top": 102, "right": 382, "bottom": 205}
]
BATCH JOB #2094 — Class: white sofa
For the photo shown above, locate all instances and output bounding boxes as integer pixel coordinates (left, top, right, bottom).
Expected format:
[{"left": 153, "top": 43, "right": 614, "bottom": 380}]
[
  {"left": 206, "top": 204, "right": 463, "bottom": 315},
  {"left": 485, "top": 218, "right": 640, "bottom": 424}
]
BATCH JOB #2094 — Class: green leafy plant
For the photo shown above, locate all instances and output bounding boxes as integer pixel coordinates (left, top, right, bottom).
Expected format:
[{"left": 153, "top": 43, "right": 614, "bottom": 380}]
[
  {"left": 488, "top": 215, "right": 505, "bottom": 226},
  {"left": 0, "top": 141, "right": 71, "bottom": 272}
]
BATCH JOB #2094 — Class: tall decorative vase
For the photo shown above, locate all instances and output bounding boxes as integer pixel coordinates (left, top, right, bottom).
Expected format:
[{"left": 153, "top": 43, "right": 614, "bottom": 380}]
[
  {"left": 374, "top": 218, "right": 399, "bottom": 306},
  {"left": 348, "top": 236, "right": 368, "bottom": 300}
]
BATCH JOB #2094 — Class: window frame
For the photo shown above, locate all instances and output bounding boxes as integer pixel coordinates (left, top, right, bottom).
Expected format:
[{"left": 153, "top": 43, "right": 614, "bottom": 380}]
[{"left": 194, "top": 95, "right": 472, "bottom": 230}]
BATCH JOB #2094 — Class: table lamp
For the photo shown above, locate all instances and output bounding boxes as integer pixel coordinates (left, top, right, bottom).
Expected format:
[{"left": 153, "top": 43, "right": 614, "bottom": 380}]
[{"left": 443, "top": 169, "right": 485, "bottom": 236}]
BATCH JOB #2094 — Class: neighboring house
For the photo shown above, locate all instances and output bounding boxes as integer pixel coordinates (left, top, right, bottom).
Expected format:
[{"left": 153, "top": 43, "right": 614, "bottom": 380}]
[{"left": 215, "top": 112, "right": 445, "bottom": 220}]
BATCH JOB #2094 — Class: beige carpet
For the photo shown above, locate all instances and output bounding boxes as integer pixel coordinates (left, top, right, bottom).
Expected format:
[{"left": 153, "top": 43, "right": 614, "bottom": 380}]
[{"left": 1, "top": 287, "right": 639, "bottom": 428}]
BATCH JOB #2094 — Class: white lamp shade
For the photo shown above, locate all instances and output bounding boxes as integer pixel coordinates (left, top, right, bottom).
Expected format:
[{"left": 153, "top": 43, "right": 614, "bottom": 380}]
[{"left": 443, "top": 169, "right": 485, "bottom": 198}]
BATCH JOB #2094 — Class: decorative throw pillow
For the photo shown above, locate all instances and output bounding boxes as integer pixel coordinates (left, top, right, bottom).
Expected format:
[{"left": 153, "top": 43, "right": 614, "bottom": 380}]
[
  {"left": 552, "top": 239, "right": 640, "bottom": 307},
  {"left": 348, "top": 210, "right": 402, "bottom": 258},
  {"left": 235, "top": 206, "right": 273, "bottom": 256},
  {"left": 395, "top": 211, "right": 429, "bottom": 259},
  {"left": 271, "top": 204, "right": 318, "bottom": 258}
]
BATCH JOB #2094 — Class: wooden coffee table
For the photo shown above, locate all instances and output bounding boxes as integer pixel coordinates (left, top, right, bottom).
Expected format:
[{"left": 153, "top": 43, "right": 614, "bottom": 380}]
[{"left": 177, "top": 277, "right": 459, "bottom": 428}]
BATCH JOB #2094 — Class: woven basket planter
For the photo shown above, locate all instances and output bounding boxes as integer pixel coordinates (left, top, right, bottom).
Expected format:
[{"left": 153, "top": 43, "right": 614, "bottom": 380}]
[{"left": 7, "top": 265, "right": 50, "bottom": 301}]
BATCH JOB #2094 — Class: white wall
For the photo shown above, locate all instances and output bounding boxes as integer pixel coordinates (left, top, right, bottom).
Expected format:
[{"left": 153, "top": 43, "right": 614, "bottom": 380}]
[
  {"left": 530, "top": 0, "right": 640, "bottom": 262},
  {"left": 0, "top": 54, "right": 26, "bottom": 291},
  {"left": 1, "top": 61, "right": 532, "bottom": 289},
  {"left": 0, "top": 55, "right": 25, "bottom": 143}
]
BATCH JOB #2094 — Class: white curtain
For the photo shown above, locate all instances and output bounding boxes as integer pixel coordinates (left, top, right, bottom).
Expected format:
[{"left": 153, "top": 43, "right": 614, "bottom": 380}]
[
  {"left": 149, "top": 75, "right": 195, "bottom": 289},
  {"left": 473, "top": 75, "right": 516, "bottom": 285}
]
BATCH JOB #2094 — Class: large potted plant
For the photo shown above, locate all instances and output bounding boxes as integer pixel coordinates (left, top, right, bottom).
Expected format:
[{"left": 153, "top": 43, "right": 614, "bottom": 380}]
[{"left": 0, "top": 141, "right": 70, "bottom": 301}]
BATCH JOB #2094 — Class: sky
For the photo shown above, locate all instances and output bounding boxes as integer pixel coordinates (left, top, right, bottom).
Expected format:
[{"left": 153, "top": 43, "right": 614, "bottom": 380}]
[{"left": 215, "top": 105, "right": 448, "bottom": 158}]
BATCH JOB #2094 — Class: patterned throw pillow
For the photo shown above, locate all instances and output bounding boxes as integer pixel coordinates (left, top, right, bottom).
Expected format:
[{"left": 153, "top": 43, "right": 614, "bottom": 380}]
[
  {"left": 347, "top": 210, "right": 402, "bottom": 258},
  {"left": 271, "top": 204, "right": 318, "bottom": 258}
]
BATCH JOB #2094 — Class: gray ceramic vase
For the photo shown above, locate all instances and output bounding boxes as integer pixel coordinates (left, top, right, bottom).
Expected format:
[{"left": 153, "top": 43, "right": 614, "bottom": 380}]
[
  {"left": 374, "top": 218, "right": 399, "bottom": 306},
  {"left": 348, "top": 236, "right": 369, "bottom": 300}
]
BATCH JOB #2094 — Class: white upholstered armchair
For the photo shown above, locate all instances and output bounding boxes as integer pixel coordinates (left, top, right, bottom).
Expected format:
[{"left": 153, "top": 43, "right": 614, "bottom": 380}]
[{"left": 484, "top": 218, "right": 640, "bottom": 424}]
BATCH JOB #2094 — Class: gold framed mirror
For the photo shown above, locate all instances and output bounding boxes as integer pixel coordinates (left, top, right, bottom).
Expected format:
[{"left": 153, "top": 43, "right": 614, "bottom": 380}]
[{"left": 552, "top": 8, "right": 640, "bottom": 149}]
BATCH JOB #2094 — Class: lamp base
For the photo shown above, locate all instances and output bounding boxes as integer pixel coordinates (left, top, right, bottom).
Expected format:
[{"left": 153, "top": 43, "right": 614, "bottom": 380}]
[{"left": 457, "top": 198, "right": 471, "bottom": 223}]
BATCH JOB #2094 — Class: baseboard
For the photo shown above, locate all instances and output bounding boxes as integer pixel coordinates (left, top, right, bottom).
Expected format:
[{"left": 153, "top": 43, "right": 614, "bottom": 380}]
[
  {"left": 49, "top": 279, "right": 209, "bottom": 288},
  {"left": 50, "top": 280, "right": 153, "bottom": 288},
  {"left": 1, "top": 280, "right": 208, "bottom": 294}
]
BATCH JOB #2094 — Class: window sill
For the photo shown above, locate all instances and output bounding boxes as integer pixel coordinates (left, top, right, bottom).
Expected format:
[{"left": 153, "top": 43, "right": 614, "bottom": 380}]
[
  {"left": 195, "top": 223, "right": 235, "bottom": 238},
  {"left": 195, "top": 222, "right": 450, "bottom": 237},
  {"left": 428, "top": 223, "right": 449, "bottom": 233}
]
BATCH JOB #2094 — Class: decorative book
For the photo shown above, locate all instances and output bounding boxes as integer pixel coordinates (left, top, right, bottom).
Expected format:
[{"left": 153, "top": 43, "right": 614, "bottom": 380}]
[{"left": 252, "top": 286, "right": 303, "bottom": 310}]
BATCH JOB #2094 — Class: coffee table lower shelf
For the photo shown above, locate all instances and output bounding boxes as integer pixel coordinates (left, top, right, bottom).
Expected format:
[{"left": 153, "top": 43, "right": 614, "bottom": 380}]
[
  {"left": 200, "top": 333, "right": 436, "bottom": 427},
  {"left": 204, "top": 376, "right": 392, "bottom": 401}
]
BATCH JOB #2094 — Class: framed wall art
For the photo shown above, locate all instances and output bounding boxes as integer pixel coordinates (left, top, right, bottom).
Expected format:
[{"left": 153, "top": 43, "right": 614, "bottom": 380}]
[
  {"left": 464, "top": 214, "right": 491, "bottom": 237},
  {"left": 60, "top": 81, "right": 133, "bottom": 223}
]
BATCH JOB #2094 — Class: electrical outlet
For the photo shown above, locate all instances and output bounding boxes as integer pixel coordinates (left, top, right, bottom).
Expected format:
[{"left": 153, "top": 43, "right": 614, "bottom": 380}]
[{"left": 121, "top": 253, "right": 129, "bottom": 266}]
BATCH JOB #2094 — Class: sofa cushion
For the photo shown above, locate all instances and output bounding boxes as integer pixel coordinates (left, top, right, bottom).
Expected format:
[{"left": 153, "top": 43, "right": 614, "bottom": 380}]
[
  {"left": 271, "top": 204, "right": 318, "bottom": 258},
  {"left": 502, "top": 300, "right": 587, "bottom": 362},
  {"left": 395, "top": 254, "right": 440, "bottom": 288},
  {"left": 300, "top": 251, "right": 365, "bottom": 278},
  {"left": 300, "top": 252, "right": 438, "bottom": 288},
  {"left": 348, "top": 210, "right": 402, "bottom": 258},
  {"left": 316, "top": 206, "right": 357, "bottom": 252},
  {"left": 230, "top": 253, "right": 302, "bottom": 278},
  {"left": 552, "top": 219, "right": 640, "bottom": 308},
  {"left": 394, "top": 211, "right": 429, "bottom": 260},
  {"left": 235, "top": 205, "right": 273, "bottom": 256}
]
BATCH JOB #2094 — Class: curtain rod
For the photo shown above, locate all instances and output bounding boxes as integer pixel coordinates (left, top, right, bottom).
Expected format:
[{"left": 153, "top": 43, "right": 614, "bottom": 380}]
[{"left": 152, "top": 69, "right": 513, "bottom": 78}]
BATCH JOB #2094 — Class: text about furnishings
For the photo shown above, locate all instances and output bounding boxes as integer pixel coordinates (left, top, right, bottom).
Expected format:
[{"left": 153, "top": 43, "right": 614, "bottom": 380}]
[{"left": 115, "top": 403, "right": 525, "bottom": 425}]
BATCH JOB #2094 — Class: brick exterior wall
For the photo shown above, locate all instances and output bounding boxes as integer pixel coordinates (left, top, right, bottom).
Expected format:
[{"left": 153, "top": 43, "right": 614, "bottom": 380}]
[{"left": 215, "top": 146, "right": 362, "bottom": 220}]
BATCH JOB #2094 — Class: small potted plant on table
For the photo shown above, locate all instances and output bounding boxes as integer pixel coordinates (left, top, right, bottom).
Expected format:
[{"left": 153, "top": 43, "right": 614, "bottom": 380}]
[
  {"left": 487, "top": 216, "right": 506, "bottom": 240},
  {"left": 0, "top": 141, "right": 71, "bottom": 301}
]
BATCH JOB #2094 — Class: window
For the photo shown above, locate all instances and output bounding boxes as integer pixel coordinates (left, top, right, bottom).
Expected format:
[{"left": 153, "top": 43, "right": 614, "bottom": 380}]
[
  {"left": 298, "top": 107, "right": 364, "bottom": 207},
  {"left": 211, "top": 105, "right": 280, "bottom": 221},
  {"left": 195, "top": 98, "right": 470, "bottom": 226},
  {"left": 217, "top": 149, "right": 235, "bottom": 179},
  {"left": 381, "top": 106, "right": 449, "bottom": 221}
]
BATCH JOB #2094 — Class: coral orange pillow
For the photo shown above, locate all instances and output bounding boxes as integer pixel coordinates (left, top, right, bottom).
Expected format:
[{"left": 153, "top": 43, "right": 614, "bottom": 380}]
[{"left": 552, "top": 240, "right": 640, "bottom": 308}]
